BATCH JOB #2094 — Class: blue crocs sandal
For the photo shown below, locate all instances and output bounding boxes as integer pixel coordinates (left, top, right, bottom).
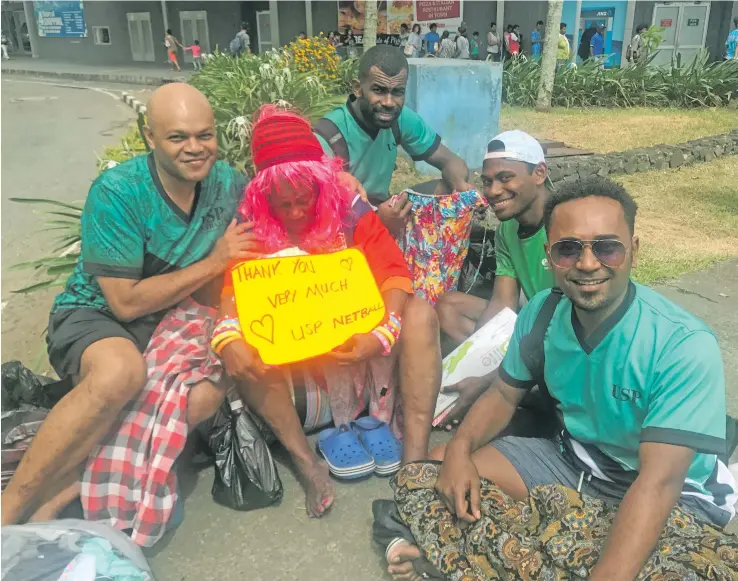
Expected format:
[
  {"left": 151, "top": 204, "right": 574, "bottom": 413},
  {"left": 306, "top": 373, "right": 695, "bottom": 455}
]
[
  {"left": 317, "top": 424, "right": 376, "bottom": 480},
  {"left": 350, "top": 417, "right": 402, "bottom": 476}
]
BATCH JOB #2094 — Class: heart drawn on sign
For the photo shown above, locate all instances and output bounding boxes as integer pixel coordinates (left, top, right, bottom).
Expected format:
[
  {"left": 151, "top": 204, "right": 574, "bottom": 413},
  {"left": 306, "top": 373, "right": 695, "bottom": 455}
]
[
  {"left": 339, "top": 257, "right": 353, "bottom": 271},
  {"left": 250, "top": 314, "right": 275, "bottom": 344}
]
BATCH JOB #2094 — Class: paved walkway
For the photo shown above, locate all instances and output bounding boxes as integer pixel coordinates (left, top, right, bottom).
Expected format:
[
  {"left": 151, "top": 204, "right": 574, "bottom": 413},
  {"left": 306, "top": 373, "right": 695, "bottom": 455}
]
[{"left": 1, "top": 57, "right": 191, "bottom": 86}]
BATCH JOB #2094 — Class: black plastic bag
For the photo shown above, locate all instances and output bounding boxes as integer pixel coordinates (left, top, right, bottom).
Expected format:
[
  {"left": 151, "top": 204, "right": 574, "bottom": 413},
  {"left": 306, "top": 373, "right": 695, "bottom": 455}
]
[
  {"left": 209, "top": 398, "right": 283, "bottom": 511},
  {"left": 1, "top": 361, "right": 70, "bottom": 411},
  {"left": 1, "top": 406, "right": 49, "bottom": 491}
]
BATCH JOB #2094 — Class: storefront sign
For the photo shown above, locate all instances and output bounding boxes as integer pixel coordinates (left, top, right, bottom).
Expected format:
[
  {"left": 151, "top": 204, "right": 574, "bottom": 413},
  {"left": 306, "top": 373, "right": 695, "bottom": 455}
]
[
  {"left": 660, "top": 18, "right": 673, "bottom": 27},
  {"left": 338, "top": 0, "right": 463, "bottom": 45},
  {"left": 34, "top": 1, "right": 87, "bottom": 37},
  {"left": 232, "top": 249, "right": 386, "bottom": 365},
  {"left": 687, "top": 18, "right": 700, "bottom": 26}
]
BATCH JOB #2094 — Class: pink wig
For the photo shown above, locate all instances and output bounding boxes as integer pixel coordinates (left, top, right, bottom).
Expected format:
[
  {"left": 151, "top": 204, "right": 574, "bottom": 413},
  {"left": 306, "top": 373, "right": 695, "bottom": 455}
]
[{"left": 238, "top": 106, "right": 353, "bottom": 254}]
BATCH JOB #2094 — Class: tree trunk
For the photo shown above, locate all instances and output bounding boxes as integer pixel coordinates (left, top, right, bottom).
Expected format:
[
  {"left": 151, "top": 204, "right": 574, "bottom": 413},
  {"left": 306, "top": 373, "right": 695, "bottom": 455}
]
[
  {"left": 535, "top": 0, "right": 564, "bottom": 112},
  {"left": 363, "top": 0, "right": 378, "bottom": 50}
]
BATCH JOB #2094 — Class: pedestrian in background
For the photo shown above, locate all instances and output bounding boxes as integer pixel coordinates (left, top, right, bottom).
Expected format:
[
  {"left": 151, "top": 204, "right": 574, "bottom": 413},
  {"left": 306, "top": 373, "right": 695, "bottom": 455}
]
[
  {"left": 531, "top": 20, "right": 543, "bottom": 59},
  {"left": 627, "top": 24, "right": 647, "bottom": 64},
  {"left": 437, "top": 30, "right": 455, "bottom": 58},
  {"left": 724, "top": 16, "right": 738, "bottom": 60},
  {"left": 591, "top": 25, "right": 605, "bottom": 58},
  {"left": 183, "top": 39, "right": 203, "bottom": 71},
  {"left": 1, "top": 32, "right": 9, "bottom": 60},
  {"left": 455, "top": 27, "right": 470, "bottom": 59},
  {"left": 486, "top": 22, "right": 500, "bottom": 61},
  {"left": 399, "top": 23, "right": 410, "bottom": 53},
  {"left": 328, "top": 30, "right": 340, "bottom": 48},
  {"left": 557, "top": 22, "right": 571, "bottom": 65},
  {"left": 513, "top": 24, "right": 523, "bottom": 54},
  {"left": 406, "top": 23, "right": 422, "bottom": 58},
  {"left": 470, "top": 31, "right": 480, "bottom": 60},
  {"left": 424, "top": 22, "right": 440, "bottom": 56},
  {"left": 578, "top": 24, "right": 596, "bottom": 61},
  {"left": 164, "top": 29, "right": 180, "bottom": 71}
]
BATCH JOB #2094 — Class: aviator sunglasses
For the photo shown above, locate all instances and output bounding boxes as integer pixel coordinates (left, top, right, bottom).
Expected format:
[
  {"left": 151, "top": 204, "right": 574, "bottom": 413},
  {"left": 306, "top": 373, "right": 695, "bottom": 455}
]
[{"left": 549, "top": 239, "right": 629, "bottom": 269}]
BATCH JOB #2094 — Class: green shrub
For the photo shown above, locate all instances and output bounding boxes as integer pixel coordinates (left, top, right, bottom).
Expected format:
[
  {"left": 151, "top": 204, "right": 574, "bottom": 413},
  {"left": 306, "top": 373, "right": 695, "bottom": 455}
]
[
  {"left": 503, "top": 51, "right": 738, "bottom": 108},
  {"left": 190, "top": 48, "right": 348, "bottom": 174}
]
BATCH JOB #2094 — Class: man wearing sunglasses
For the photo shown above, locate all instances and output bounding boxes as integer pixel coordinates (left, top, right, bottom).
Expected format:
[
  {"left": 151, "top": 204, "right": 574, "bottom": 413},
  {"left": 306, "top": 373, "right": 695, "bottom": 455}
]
[
  {"left": 435, "top": 130, "right": 555, "bottom": 428},
  {"left": 433, "top": 176, "right": 735, "bottom": 579}
]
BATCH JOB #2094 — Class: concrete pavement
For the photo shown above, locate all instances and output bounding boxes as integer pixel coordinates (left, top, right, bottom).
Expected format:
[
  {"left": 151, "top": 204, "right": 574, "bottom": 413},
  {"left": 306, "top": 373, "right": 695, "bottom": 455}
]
[{"left": 1, "top": 56, "right": 190, "bottom": 86}]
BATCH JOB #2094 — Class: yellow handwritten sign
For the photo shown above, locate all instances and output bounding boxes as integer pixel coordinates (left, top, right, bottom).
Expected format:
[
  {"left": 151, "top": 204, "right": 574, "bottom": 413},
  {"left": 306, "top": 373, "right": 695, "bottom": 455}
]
[{"left": 232, "top": 248, "right": 386, "bottom": 365}]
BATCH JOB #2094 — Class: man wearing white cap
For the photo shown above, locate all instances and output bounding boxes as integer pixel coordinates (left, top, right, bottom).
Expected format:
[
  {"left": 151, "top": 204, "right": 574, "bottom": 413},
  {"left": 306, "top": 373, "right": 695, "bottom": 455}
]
[{"left": 435, "top": 130, "right": 555, "bottom": 428}]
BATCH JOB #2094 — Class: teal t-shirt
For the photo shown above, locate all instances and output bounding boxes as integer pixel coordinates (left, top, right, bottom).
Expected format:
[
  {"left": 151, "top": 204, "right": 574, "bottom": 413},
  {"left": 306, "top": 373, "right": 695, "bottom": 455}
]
[
  {"left": 53, "top": 154, "right": 246, "bottom": 314},
  {"left": 501, "top": 282, "right": 736, "bottom": 524},
  {"left": 316, "top": 98, "right": 441, "bottom": 201},
  {"left": 494, "top": 221, "right": 555, "bottom": 299}
]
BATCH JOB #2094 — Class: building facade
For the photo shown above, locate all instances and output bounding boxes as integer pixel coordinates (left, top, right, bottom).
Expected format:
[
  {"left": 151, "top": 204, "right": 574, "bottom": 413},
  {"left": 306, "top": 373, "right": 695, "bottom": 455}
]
[{"left": 1, "top": 1, "right": 735, "bottom": 67}]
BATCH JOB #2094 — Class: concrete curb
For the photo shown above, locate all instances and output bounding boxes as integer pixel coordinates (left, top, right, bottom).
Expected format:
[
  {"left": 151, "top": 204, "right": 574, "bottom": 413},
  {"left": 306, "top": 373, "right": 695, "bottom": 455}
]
[
  {"left": 2, "top": 67, "right": 180, "bottom": 87},
  {"left": 121, "top": 93, "right": 147, "bottom": 116},
  {"left": 549, "top": 129, "right": 738, "bottom": 184}
]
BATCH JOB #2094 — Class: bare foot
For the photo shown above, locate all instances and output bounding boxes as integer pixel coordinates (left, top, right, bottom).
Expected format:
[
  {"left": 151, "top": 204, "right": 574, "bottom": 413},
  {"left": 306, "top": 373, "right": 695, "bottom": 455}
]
[
  {"left": 296, "top": 457, "right": 335, "bottom": 518},
  {"left": 387, "top": 540, "right": 423, "bottom": 581}
]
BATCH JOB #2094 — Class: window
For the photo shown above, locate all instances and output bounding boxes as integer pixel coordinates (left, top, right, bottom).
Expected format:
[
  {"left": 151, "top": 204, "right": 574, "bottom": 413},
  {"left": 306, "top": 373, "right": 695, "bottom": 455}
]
[{"left": 93, "top": 26, "right": 111, "bottom": 45}]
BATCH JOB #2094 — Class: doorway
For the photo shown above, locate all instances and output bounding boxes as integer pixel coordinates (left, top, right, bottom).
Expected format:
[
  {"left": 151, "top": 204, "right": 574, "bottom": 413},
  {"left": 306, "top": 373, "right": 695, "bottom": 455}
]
[
  {"left": 127, "top": 12, "right": 155, "bottom": 62},
  {"left": 179, "top": 10, "right": 209, "bottom": 63},
  {"left": 651, "top": 2, "right": 711, "bottom": 65},
  {"left": 9, "top": 9, "right": 31, "bottom": 54},
  {"left": 578, "top": 8, "right": 616, "bottom": 65},
  {"left": 256, "top": 10, "right": 272, "bottom": 54}
]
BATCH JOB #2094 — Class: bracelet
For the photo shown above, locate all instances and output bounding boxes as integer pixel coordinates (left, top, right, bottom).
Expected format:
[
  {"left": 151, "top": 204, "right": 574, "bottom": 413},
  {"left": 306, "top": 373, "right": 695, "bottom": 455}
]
[
  {"left": 211, "top": 330, "right": 243, "bottom": 351},
  {"left": 384, "top": 320, "right": 401, "bottom": 339},
  {"left": 374, "top": 325, "right": 396, "bottom": 346},
  {"left": 389, "top": 312, "right": 402, "bottom": 328},
  {"left": 214, "top": 334, "right": 243, "bottom": 355},
  {"left": 371, "top": 329, "right": 392, "bottom": 356}
]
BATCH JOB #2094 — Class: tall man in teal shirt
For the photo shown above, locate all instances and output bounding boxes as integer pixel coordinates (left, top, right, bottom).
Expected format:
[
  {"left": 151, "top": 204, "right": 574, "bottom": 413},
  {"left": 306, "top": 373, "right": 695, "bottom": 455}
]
[
  {"left": 428, "top": 176, "right": 736, "bottom": 580},
  {"left": 315, "top": 45, "right": 471, "bottom": 468},
  {"left": 314, "top": 44, "right": 470, "bottom": 235}
]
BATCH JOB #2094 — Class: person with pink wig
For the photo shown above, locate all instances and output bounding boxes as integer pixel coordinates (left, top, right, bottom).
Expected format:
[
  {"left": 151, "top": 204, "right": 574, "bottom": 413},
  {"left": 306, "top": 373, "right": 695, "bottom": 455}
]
[{"left": 212, "top": 106, "right": 437, "bottom": 518}]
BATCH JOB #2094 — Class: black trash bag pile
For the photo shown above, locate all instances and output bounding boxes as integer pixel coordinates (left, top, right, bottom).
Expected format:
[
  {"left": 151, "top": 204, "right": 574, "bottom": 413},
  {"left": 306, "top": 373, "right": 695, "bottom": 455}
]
[
  {"left": 1, "top": 361, "right": 71, "bottom": 491},
  {"left": 202, "top": 396, "right": 283, "bottom": 511}
]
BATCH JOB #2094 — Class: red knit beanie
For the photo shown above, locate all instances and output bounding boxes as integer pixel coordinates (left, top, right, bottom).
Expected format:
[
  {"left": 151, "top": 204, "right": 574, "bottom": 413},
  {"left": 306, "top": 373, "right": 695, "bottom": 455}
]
[{"left": 251, "top": 106, "right": 324, "bottom": 172}]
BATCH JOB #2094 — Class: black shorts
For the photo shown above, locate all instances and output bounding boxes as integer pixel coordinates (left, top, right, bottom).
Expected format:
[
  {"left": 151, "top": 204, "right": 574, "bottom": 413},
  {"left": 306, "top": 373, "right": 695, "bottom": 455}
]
[{"left": 46, "top": 308, "right": 160, "bottom": 379}]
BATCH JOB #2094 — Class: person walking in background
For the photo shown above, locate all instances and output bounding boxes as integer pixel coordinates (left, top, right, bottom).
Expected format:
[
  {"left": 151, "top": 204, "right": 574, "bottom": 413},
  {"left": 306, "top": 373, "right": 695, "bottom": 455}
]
[
  {"left": 399, "top": 23, "right": 410, "bottom": 52},
  {"left": 455, "top": 27, "right": 470, "bottom": 59},
  {"left": 328, "top": 30, "right": 340, "bottom": 48},
  {"left": 557, "top": 22, "right": 571, "bottom": 65},
  {"left": 1, "top": 31, "right": 9, "bottom": 60},
  {"left": 531, "top": 20, "right": 543, "bottom": 59},
  {"left": 406, "top": 23, "right": 423, "bottom": 58},
  {"left": 232, "top": 22, "right": 251, "bottom": 56},
  {"left": 578, "top": 24, "right": 596, "bottom": 61},
  {"left": 486, "top": 22, "right": 500, "bottom": 62},
  {"left": 437, "top": 30, "right": 455, "bottom": 58},
  {"left": 627, "top": 24, "right": 647, "bottom": 64},
  {"left": 424, "top": 22, "right": 440, "bottom": 56},
  {"left": 513, "top": 25, "right": 523, "bottom": 55},
  {"left": 164, "top": 29, "right": 181, "bottom": 71},
  {"left": 470, "top": 31, "right": 480, "bottom": 60},
  {"left": 725, "top": 16, "right": 738, "bottom": 60},
  {"left": 298, "top": 31, "right": 307, "bottom": 40},
  {"left": 591, "top": 25, "right": 605, "bottom": 58},
  {"left": 183, "top": 39, "right": 203, "bottom": 71},
  {"left": 503, "top": 24, "right": 512, "bottom": 57}
]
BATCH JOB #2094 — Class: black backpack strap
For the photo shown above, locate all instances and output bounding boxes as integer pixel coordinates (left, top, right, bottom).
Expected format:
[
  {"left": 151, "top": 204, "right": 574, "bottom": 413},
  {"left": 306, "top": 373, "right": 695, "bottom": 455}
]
[
  {"left": 519, "top": 288, "right": 564, "bottom": 403},
  {"left": 313, "top": 118, "right": 349, "bottom": 166},
  {"left": 391, "top": 119, "right": 402, "bottom": 150}
]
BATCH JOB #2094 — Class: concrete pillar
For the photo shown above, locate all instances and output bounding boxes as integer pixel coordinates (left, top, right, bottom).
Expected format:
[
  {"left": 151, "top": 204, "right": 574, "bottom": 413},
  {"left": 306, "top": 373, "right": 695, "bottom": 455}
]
[
  {"left": 22, "top": 1, "right": 39, "bottom": 58},
  {"left": 496, "top": 0, "right": 504, "bottom": 41},
  {"left": 305, "top": 0, "right": 313, "bottom": 37},
  {"left": 160, "top": 0, "right": 169, "bottom": 33},
  {"left": 622, "top": 0, "right": 637, "bottom": 65},
  {"left": 571, "top": 0, "right": 582, "bottom": 62},
  {"left": 269, "top": 0, "right": 280, "bottom": 47}
]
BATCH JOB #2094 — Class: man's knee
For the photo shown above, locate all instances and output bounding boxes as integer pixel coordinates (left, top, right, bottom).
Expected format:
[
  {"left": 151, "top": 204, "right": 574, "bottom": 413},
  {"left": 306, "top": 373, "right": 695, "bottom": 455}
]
[
  {"left": 79, "top": 338, "right": 147, "bottom": 409},
  {"left": 435, "top": 292, "right": 460, "bottom": 331},
  {"left": 402, "top": 297, "right": 440, "bottom": 343}
]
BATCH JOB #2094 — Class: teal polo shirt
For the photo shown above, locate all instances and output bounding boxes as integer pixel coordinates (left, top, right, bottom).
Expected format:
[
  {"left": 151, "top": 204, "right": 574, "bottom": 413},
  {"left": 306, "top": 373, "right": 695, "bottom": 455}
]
[
  {"left": 53, "top": 154, "right": 245, "bottom": 314},
  {"left": 500, "top": 282, "right": 736, "bottom": 523},
  {"left": 316, "top": 98, "right": 441, "bottom": 201}
]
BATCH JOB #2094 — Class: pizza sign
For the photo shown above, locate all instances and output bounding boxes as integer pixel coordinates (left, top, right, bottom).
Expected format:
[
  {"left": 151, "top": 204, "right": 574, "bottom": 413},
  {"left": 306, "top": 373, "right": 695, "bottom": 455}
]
[{"left": 660, "top": 18, "right": 673, "bottom": 27}]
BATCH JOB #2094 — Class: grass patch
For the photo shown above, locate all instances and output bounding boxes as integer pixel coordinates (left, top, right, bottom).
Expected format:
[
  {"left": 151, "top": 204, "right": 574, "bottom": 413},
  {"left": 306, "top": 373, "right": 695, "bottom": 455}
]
[
  {"left": 615, "top": 156, "right": 738, "bottom": 284},
  {"left": 500, "top": 106, "right": 738, "bottom": 153}
]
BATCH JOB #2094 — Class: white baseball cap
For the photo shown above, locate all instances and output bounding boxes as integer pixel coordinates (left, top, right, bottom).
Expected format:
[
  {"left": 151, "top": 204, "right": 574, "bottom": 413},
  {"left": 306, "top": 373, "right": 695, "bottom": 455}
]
[{"left": 484, "top": 130, "right": 546, "bottom": 166}]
